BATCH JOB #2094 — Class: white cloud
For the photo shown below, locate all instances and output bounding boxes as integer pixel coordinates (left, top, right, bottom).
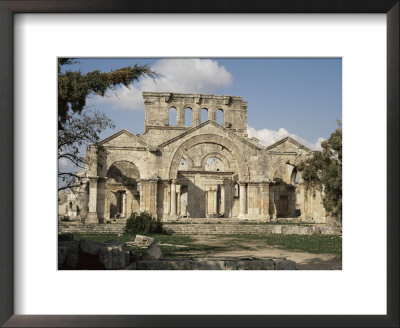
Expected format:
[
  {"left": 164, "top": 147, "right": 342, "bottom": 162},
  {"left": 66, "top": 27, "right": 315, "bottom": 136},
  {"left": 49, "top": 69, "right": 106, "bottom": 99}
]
[
  {"left": 89, "top": 59, "right": 233, "bottom": 111},
  {"left": 247, "top": 126, "right": 324, "bottom": 151}
]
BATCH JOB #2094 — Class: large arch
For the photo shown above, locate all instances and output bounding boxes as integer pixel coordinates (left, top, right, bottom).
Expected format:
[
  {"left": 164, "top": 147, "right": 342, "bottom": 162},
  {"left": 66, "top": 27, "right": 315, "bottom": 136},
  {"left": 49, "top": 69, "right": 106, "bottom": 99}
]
[{"left": 169, "top": 134, "right": 250, "bottom": 180}]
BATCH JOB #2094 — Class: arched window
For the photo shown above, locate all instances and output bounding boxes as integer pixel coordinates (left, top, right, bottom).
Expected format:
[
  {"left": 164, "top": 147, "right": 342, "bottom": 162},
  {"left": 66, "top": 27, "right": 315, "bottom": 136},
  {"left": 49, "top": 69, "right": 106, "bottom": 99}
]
[
  {"left": 290, "top": 168, "right": 300, "bottom": 184},
  {"left": 169, "top": 107, "right": 177, "bottom": 126},
  {"left": 200, "top": 108, "right": 208, "bottom": 123},
  {"left": 205, "top": 157, "right": 224, "bottom": 171},
  {"left": 216, "top": 109, "right": 223, "bottom": 125},
  {"left": 178, "top": 157, "right": 187, "bottom": 171},
  {"left": 234, "top": 183, "right": 239, "bottom": 198},
  {"left": 184, "top": 108, "right": 192, "bottom": 126}
]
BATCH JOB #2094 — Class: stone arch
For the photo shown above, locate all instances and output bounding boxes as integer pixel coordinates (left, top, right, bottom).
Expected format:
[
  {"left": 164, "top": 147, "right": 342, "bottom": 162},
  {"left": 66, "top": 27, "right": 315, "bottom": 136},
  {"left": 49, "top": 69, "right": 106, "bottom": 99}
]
[
  {"left": 169, "top": 134, "right": 249, "bottom": 180},
  {"left": 200, "top": 152, "right": 231, "bottom": 171},
  {"left": 269, "top": 157, "right": 286, "bottom": 181},
  {"left": 181, "top": 151, "right": 194, "bottom": 170},
  {"left": 105, "top": 153, "right": 146, "bottom": 179}
]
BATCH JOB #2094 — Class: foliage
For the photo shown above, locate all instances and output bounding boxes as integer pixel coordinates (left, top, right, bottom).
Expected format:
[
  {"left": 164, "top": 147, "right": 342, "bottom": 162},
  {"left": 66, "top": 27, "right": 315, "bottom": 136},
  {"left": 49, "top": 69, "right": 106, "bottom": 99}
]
[
  {"left": 58, "top": 58, "right": 157, "bottom": 130},
  {"left": 58, "top": 58, "right": 158, "bottom": 191},
  {"left": 58, "top": 110, "right": 114, "bottom": 190},
  {"left": 298, "top": 121, "right": 342, "bottom": 220},
  {"left": 125, "top": 212, "right": 165, "bottom": 234}
]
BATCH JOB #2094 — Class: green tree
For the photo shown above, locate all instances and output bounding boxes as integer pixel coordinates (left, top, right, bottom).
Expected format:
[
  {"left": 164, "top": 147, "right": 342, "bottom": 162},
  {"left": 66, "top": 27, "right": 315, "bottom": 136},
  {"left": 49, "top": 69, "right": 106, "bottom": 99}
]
[
  {"left": 58, "top": 58, "right": 157, "bottom": 190},
  {"left": 58, "top": 58, "right": 157, "bottom": 130},
  {"left": 298, "top": 121, "right": 342, "bottom": 221}
]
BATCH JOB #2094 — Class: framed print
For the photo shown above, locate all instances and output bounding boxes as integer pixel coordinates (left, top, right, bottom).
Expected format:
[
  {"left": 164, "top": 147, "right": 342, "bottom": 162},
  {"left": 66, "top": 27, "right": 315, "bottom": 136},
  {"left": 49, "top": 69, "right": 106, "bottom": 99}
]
[{"left": 1, "top": 1, "right": 398, "bottom": 327}]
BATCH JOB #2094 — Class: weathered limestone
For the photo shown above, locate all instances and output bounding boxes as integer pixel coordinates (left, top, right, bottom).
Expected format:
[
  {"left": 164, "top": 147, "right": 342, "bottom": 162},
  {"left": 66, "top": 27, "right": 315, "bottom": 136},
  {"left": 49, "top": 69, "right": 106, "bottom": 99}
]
[
  {"left": 86, "top": 177, "right": 99, "bottom": 223},
  {"left": 239, "top": 182, "right": 247, "bottom": 218},
  {"left": 98, "top": 245, "right": 126, "bottom": 270},
  {"left": 132, "top": 258, "right": 296, "bottom": 270},
  {"left": 134, "top": 235, "right": 155, "bottom": 246},
  {"left": 142, "top": 244, "right": 163, "bottom": 260},
  {"left": 170, "top": 180, "right": 177, "bottom": 217},
  {"left": 62, "top": 92, "right": 327, "bottom": 224},
  {"left": 58, "top": 240, "right": 80, "bottom": 269}
]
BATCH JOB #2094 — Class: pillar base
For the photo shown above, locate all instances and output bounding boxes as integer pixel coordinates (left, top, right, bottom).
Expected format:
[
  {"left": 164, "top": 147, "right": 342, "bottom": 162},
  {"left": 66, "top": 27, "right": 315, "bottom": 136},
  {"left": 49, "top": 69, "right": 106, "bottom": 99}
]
[
  {"left": 86, "top": 212, "right": 99, "bottom": 224},
  {"left": 238, "top": 214, "right": 247, "bottom": 220}
]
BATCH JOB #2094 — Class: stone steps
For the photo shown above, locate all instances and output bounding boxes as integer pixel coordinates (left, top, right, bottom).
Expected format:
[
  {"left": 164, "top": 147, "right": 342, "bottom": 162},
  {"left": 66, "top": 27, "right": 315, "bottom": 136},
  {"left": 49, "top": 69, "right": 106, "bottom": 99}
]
[
  {"left": 164, "top": 224, "right": 274, "bottom": 235},
  {"left": 58, "top": 222, "right": 341, "bottom": 236}
]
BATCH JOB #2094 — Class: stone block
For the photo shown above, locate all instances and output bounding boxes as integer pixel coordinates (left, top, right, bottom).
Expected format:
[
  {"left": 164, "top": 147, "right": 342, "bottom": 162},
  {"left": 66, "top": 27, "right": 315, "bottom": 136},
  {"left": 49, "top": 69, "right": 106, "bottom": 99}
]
[
  {"left": 313, "top": 227, "right": 321, "bottom": 235},
  {"left": 79, "top": 239, "right": 103, "bottom": 256},
  {"left": 274, "top": 259, "right": 296, "bottom": 270},
  {"left": 58, "top": 233, "right": 74, "bottom": 241},
  {"left": 272, "top": 225, "right": 282, "bottom": 234},
  {"left": 142, "top": 244, "right": 163, "bottom": 260},
  {"left": 298, "top": 227, "right": 313, "bottom": 235},
  {"left": 192, "top": 260, "right": 225, "bottom": 270},
  {"left": 134, "top": 235, "right": 155, "bottom": 246},
  {"left": 98, "top": 245, "right": 126, "bottom": 270},
  {"left": 320, "top": 227, "right": 335, "bottom": 235},
  {"left": 58, "top": 240, "right": 79, "bottom": 269},
  {"left": 124, "top": 251, "right": 130, "bottom": 265},
  {"left": 136, "top": 260, "right": 192, "bottom": 270},
  {"left": 235, "top": 260, "right": 274, "bottom": 270}
]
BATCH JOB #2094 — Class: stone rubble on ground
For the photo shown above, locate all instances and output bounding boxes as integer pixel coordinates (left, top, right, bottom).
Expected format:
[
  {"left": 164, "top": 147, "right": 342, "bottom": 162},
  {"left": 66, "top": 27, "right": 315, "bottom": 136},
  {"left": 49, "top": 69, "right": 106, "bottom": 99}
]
[
  {"left": 134, "top": 235, "right": 155, "bottom": 246},
  {"left": 142, "top": 244, "right": 163, "bottom": 260}
]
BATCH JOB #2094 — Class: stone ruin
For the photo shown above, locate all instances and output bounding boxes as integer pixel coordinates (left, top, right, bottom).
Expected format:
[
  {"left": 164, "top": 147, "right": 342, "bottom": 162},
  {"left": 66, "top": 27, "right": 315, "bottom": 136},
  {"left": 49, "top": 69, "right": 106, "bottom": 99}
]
[{"left": 59, "top": 92, "right": 326, "bottom": 223}]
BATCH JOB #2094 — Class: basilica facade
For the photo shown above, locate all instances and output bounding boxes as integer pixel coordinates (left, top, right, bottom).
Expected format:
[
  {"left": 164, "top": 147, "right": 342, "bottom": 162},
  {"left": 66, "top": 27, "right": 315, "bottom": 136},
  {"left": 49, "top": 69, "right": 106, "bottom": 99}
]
[{"left": 67, "top": 92, "right": 325, "bottom": 223}]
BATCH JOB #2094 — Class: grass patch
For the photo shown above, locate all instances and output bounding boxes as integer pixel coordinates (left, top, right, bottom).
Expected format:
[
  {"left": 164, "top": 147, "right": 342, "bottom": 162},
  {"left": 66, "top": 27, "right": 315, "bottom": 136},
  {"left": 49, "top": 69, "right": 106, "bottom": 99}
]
[
  {"left": 228, "top": 234, "right": 342, "bottom": 255},
  {"left": 72, "top": 232, "right": 341, "bottom": 258}
]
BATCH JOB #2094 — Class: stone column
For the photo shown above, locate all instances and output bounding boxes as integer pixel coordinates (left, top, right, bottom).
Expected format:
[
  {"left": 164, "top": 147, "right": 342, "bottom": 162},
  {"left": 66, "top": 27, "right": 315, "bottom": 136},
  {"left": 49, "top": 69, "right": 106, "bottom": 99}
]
[
  {"left": 209, "top": 108, "right": 216, "bottom": 122},
  {"left": 213, "top": 190, "right": 218, "bottom": 215},
  {"left": 163, "top": 182, "right": 170, "bottom": 215},
  {"left": 177, "top": 186, "right": 181, "bottom": 216},
  {"left": 121, "top": 191, "right": 127, "bottom": 218},
  {"left": 177, "top": 107, "right": 184, "bottom": 126},
  {"left": 239, "top": 182, "right": 247, "bottom": 219},
  {"left": 260, "top": 181, "right": 270, "bottom": 220},
  {"left": 86, "top": 176, "right": 99, "bottom": 223},
  {"left": 139, "top": 181, "right": 145, "bottom": 212},
  {"left": 220, "top": 185, "right": 225, "bottom": 217},
  {"left": 193, "top": 106, "right": 201, "bottom": 126},
  {"left": 104, "top": 192, "right": 111, "bottom": 220},
  {"left": 170, "top": 180, "right": 177, "bottom": 217},
  {"left": 149, "top": 179, "right": 158, "bottom": 217}
]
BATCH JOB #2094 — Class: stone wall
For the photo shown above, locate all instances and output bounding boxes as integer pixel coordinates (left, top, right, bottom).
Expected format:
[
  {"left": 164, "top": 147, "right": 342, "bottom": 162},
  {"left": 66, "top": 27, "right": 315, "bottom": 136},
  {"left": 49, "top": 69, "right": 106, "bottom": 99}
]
[
  {"left": 59, "top": 221, "right": 341, "bottom": 236},
  {"left": 130, "top": 258, "right": 296, "bottom": 270}
]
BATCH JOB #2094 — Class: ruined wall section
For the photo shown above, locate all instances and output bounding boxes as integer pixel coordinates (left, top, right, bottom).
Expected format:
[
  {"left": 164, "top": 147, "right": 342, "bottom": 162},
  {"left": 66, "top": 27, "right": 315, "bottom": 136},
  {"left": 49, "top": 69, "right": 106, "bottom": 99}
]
[{"left": 141, "top": 92, "right": 249, "bottom": 144}]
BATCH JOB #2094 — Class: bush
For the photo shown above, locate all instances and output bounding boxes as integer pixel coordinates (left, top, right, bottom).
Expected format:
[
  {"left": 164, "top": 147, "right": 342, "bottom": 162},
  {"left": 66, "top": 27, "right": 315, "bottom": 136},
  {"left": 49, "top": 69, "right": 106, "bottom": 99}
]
[{"left": 125, "top": 211, "right": 164, "bottom": 234}]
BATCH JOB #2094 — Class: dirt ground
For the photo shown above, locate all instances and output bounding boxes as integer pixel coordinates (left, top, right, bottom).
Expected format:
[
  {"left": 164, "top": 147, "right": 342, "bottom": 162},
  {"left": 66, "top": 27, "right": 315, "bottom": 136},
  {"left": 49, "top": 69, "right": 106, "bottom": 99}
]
[{"left": 190, "top": 235, "right": 342, "bottom": 270}]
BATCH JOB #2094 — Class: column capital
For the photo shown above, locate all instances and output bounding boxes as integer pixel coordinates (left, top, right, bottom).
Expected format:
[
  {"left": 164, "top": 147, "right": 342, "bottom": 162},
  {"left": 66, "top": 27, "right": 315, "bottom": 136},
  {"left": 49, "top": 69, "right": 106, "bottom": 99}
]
[
  {"left": 140, "top": 178, "right": 159, "bottom": 184},
  {"left": 88, "top": 176, "right": 99, "bottom": 183},
  {"left": 238, "top": 181, "right": 247, "bottom": 186},
  {"left": 170, "top": 179, "right": 178, "bottom": 184}
]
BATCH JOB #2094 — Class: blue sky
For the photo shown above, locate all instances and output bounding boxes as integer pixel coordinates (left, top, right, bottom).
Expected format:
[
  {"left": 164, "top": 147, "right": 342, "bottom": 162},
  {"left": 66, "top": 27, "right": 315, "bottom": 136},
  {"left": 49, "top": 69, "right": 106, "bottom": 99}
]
[{"left": 63, "top": 58, "right": 341, "bottom": 149}]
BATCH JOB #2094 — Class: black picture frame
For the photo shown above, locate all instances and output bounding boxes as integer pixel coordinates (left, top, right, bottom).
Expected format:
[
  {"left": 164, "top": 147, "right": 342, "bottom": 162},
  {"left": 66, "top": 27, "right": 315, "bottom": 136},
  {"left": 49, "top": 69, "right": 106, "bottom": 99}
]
[{"left": 0, "top": 1, "right": 398, "bottom": 327}]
